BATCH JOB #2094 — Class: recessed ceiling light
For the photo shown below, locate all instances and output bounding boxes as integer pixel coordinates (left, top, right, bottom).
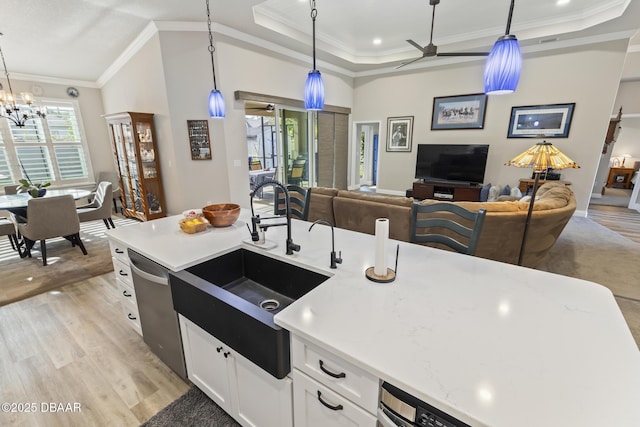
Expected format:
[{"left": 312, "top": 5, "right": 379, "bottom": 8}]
[
  {"left": 556, "top": 0, "right": 570, "bottom": 5},
  {"left": 373, "top": 38, "right": 382, "bottom": 45}
]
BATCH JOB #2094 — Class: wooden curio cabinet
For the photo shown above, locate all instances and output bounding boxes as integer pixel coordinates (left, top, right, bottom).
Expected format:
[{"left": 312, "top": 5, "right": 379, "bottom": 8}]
[{"left": 105, "top": 112, "right": 166, "bottom": 221}]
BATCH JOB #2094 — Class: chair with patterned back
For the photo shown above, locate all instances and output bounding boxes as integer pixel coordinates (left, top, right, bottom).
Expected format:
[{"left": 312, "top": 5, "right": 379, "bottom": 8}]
[
  {"left": 18, "top": 195, "right": 88, "bottom": 266},
  {"left": 77, "top": 181, "right": 116, "bottom": 229},
  {"left": 95, "top": 171, "right": 121, "bottom": 213},
  {"left": 249, "top": 158, "right": 263, "bottom": 171},
  {"left": 288, "top": 158, "right": 306, "bottom": 186},
  {"left": 410, "top": 201, "right": 487, "bottom": 256},
  {"left": 274, "top": 185, "right": 309, "bottom": 220}
]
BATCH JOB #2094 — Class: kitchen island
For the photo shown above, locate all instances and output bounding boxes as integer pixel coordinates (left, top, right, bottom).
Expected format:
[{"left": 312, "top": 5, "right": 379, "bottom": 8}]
[{"left": 107, "top": 210, "right": 640, "bottom": 427}]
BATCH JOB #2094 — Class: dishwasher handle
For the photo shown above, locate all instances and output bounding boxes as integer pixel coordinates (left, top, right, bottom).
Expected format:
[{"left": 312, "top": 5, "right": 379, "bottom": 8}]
[{"left": 129, "top": 259, "right": 169, "bottom": 285}]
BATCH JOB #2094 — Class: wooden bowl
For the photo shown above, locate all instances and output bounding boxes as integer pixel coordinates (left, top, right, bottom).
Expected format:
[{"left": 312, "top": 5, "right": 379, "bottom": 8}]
[{"left": 202, "top": 203, "right": 241, "bottom": 227}]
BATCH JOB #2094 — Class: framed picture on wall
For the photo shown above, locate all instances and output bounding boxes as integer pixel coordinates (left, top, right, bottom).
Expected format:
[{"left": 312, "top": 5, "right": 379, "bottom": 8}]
[
  {"left": 386, "top": 116, "right": 414, "bottom": 152},
  {"left": 431, "top": 93, "right": 488, "bottom": 130},
  {"left": 187, "top": 120, "right": 212, "bottom": 160},
  {"left": 507, "top": 103, "right": 575, "bottom": 138}
]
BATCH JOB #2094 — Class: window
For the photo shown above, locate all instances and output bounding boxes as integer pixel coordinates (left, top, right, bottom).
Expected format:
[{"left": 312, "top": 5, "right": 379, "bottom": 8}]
[{"left": 0, "top": 100, "right": 92, "bottom": 188}]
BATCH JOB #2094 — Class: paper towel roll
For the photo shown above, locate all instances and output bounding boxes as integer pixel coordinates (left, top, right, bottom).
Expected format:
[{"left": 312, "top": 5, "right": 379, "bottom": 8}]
[{"left": 374, "top": 218, "right": 389, "bottom": 276}]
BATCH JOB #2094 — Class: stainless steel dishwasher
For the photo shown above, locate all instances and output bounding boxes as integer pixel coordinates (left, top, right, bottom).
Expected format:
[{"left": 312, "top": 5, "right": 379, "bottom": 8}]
[{"left": 128, "top": 249, "right": 187, "bottom": 380}]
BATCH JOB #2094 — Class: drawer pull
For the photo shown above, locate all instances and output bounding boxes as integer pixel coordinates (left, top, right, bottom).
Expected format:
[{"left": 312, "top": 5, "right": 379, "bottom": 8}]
[
  {"left": 317, "top": 391, "right": 343, "bottom": 411},
  {"left": 127, "top": 313, "right": 137, "bottom": 320},
  {"left": 319, "top": 359, "right": 346, "bottom": 379},
  {"left": 115, "top": 248, "right": 124, "bottom": 254},
  {"left": 216, "top": 346, "right": 223, "bottom": 353},
  {"left": 223, "top": 351, "right": 230, "bottom": 358},
  {"left": 119, "top": 269, "right": 128, "bottom": 276},
  {"left": 122, "top": 290, "right": 132, "bottom": 297}
]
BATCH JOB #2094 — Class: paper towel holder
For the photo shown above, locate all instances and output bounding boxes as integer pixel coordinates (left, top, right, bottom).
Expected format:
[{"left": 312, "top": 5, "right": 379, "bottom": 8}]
[{"left": 365, "top": 244, "right": 399, "bottom": 283}]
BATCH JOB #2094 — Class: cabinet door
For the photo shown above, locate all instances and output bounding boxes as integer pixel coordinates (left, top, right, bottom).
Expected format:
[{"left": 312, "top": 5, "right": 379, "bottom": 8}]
[
  {"left": 232, "top": 351, "right": 293, "bottom": 427},
  {"left": 293, "top": 370, "right": 377, "bottom": 427},
  {"left": 179, "top": 315, "right": 232, "bottom": 412}
]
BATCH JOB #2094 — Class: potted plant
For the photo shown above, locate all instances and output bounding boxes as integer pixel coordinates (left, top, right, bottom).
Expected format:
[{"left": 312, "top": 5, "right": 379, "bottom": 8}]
[{"left": 17, "top": 178, "right": 51, "bottom": 198}]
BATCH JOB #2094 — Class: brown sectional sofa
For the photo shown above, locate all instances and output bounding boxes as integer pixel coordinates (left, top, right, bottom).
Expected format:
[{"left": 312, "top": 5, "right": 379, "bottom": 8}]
[{"left": 306, "top": 183, "right": 576, "bottom": 268}]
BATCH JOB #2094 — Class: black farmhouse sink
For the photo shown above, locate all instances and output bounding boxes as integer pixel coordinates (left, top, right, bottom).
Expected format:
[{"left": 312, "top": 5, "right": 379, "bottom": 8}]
[{"left": 169, "top": 248, "right": 330, "bottom": 379}]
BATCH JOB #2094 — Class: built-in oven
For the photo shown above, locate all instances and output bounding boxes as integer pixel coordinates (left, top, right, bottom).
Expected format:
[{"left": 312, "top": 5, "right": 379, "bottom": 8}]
[{"left": 378, "top": 382, "right": 471, "bottom": 427}]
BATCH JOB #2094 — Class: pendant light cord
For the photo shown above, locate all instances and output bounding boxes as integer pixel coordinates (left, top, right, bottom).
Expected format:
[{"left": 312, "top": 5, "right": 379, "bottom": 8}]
[
  {"left": 0, "top": 41, "right": 17, "bottom": 104},
  {"left": 206, "top": 0, "right": 218, "bottom": 90},
  {"left": 310, "top": 0, "right": 318, "bottom": 71},
  {"left": 504, "top": 0, "right": 515, "bottom": 35}
]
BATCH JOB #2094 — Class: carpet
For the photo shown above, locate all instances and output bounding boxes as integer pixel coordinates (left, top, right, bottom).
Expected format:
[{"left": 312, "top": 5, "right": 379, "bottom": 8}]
[
  {"left": 0, "top": 216, "right": 139, "bottom": 306},
  {"left": 140, "top": 387, "right": 239, "bottom": 427},
  {"left": 589, "top": 188, "right": 632, "bottom": 207},
  {"left": 536, "top": 215, "right": 640, "bottom": 301}
]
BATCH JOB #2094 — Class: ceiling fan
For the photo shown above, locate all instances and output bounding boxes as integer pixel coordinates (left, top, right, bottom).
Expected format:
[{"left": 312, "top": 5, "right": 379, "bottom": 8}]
[{"left": 397, "top": 0, "right": 490, "bottom": 69}]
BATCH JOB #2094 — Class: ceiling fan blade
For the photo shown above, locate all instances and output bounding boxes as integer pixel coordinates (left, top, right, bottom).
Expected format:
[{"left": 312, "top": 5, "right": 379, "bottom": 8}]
[
  {"left": 436, "top": 52, "right": 490, "bottom": 57},
  {"left": 406, "top": 39, "right": 426, "bottom": 53},
  {"left": 395, "top": 56, "right": 426, "bottom": 69}
]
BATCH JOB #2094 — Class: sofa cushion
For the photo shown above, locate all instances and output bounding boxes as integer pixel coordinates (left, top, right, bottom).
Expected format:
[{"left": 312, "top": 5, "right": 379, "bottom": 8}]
[
  {"left": 333, "top": 191, "right": 412, "bottom": 241},
  {"left": 307, "top": 187, "right": 338, "bottom": 225},
  {"left": 500, "top": 184, "right": 511, "bottom": 196},
  {"left": 335, "top": 190, "right": 414, "bottom": 207},
  {"left": 420, "top": 199, "right": 520, "bottom": 213},
  {"left": 480, "top": 183, "right": 491, "bottom": 202}
]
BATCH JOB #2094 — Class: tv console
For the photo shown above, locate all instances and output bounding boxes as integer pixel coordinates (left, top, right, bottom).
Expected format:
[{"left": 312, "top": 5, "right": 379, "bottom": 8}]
[{"left": 412, "top": 181, "right": 482, "bottom": 202}]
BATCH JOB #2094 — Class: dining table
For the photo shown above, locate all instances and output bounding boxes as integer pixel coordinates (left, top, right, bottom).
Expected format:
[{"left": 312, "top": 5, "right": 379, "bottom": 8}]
[
  {"left": 0, "top": 188, "right": 92, "bottom": 211},
  {"left": 0, "top": 188, "right": 92, "bottom": 258}
]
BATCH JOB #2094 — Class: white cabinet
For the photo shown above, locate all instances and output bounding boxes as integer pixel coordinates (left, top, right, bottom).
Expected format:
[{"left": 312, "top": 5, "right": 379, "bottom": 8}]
[
  {"left": 108, "top": 239, "right": 141, "bottom": 335},
  {"left": 291, "top": 335, "right": 378, "bottom": 426},
  {"left": 179, "top": 315, "right": 293, "bottom": 427}
]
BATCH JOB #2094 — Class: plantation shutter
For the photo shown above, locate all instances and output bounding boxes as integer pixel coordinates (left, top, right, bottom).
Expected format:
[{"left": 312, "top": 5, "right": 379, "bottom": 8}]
[{"left": 45, "top": 104, "right": 88, "bottom": 181}]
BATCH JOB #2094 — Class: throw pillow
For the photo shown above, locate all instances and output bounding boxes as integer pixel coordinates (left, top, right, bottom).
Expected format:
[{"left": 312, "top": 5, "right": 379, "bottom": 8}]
[
  {"left": 480, "top": 183, "right": 491, "bottom": 202},
  {"left": 510, "top": 187, "right": 523, "bottom": 198},
  {"left": 488, "top": 185, "right": 502, "bottom": 202},
  {"left": 500, "top": 184, "right": 511, "bottom": 196}
]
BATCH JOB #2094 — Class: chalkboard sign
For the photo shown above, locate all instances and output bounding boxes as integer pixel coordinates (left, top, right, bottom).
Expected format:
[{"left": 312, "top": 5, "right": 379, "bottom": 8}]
[{"left": 187, "top": 120, "right": 212, "bottom": 160}]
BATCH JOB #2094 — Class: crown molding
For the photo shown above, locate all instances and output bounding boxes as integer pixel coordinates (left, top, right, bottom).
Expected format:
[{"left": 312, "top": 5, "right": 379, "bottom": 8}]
[
  {"left": 96, "top": 21, "right": 159, "bottom": 87},
  {"left": 4, "top": 72, "right": 99, "bottom": 89}
]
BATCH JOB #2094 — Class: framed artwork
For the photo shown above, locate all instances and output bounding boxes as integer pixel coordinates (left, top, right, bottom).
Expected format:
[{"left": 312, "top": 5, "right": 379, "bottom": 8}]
[
  {"left": 431, "top": 93, "right": 487, "bottom": 130},
  {"left": 507, "top": 103, "right": 575, "bottom": 138},
  {"left": 386, "top": 116, "right": 414, "bottom": 152},
  {"left": 187, "top": 120, "right": 212, "bottom": 160}
]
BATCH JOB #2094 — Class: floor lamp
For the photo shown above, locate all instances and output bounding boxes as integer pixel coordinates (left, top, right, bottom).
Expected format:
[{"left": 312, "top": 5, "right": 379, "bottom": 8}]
[{"left": 505, "top": 141, "right": 580, "bottom": 266}]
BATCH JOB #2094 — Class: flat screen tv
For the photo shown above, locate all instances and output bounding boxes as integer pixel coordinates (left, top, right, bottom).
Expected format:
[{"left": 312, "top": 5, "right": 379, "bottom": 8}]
[{"left": 415, "top": 144, "right": 489, "bottom": 185}]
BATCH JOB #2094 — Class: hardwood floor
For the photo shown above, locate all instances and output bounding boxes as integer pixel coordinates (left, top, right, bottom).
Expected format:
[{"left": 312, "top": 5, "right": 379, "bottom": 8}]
[
  {"left": 0, "top": 273, "right": 189, "bottom": 427},
  {"left": 587, "top": 204, "right": 640, "bottom": 244}
]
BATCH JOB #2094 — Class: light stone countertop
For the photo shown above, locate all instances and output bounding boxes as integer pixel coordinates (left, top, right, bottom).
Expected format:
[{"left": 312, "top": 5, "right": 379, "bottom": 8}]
[{"left": 107, "top": 209, "right": 640, "bottom": 427}]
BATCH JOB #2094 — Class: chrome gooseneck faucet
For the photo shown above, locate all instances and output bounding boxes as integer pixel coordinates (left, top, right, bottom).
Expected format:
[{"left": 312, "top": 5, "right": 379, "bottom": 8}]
[
  {"left": 250, "top": 180, "right": 300, "bottom": 255},
  {"left": 308, "top": 219, "right": 342, "bottom": 269}
]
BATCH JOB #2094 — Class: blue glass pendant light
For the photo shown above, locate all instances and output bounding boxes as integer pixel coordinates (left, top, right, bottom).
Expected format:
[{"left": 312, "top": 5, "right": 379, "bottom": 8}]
[
  {"left": 205, "top": 0, "right": 225, "bottom": 118},
  {"left": 484, "top": 0, "right": 522, "bottom": 94},
  {"left": 304, "top": 0, "right": 324, "bottom": 110}
]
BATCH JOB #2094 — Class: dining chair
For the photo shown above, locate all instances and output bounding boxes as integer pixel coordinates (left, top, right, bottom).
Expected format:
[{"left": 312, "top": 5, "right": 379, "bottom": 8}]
[
  {"left": 0, "top": 217, "right": 19, "bottom": 251},
  {"left": 18, "top": 194, "right": 88, "bottom": 266},
  {"left": 410, "top": 202, "right": 487, "bottom": 256},
  {"left": 3, "top": 184, "right": 27, "bottom": 225},
  {"left": 287, "top": 159, "right": 306, "bottom": 186},
  {"left": 93, "top": 171, "right": 121, "bottom": 213},
  {"left": 4, "top": 184, "right": 19, "bottom": 195},
  {"left": 274, "top": 185, "right": 309, "bottom": 220},
  {"left": 76, "top": 181, "right": 116, "bottom": 229}
]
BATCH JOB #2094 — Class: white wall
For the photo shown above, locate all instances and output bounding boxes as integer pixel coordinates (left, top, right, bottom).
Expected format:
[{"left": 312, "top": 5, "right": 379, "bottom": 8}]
[
  {"left": 100, "top": 30, "right": 354, "bottom": 214},
  {"left": 353, "top": 39, "right": 629, "bottom": 213},
  {"left": 8, "top": 79, "right": 112, "bottom": 183},
  {"left": 211, "top": 34, "right": 354, "bottom": 208},
  {"left": 101, "top": 34, "right": 178, "bottom": 212}
]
